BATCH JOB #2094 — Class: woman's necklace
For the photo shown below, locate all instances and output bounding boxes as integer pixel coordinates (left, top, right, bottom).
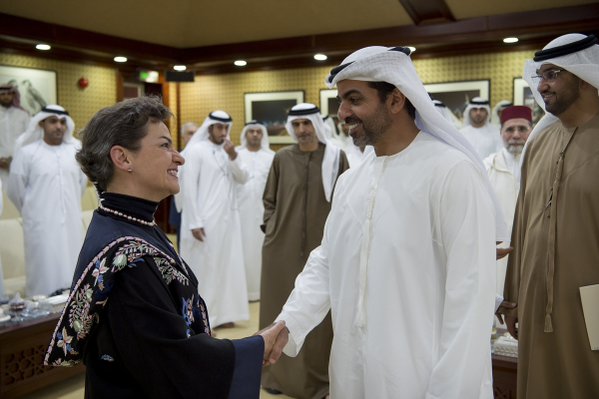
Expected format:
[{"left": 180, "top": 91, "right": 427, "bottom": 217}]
[{"left": 98, "top": 204, "right": 156, "bottom": 227}]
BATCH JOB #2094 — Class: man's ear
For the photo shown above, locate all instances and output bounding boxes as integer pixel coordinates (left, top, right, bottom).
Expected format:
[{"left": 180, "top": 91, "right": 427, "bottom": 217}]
[
  {"left": 110, "top": 146, "right": 131, "bottom": 172},
  {"left": 389, "top": 88, "right": 408, "bottom": 114}
]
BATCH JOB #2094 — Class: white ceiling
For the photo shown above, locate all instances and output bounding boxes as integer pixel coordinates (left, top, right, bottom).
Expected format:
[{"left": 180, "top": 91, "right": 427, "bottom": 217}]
[{"left": 1, "top": 0, "right": 596, "bottom": 48}]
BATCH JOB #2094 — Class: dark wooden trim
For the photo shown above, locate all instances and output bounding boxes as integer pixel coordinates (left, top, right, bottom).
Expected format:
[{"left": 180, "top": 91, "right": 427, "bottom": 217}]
[{"left": 398, "top": 0, "right": 456, "bottom": 25}]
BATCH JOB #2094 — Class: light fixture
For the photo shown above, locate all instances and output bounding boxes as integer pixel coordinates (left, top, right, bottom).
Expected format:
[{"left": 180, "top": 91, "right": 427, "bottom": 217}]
[
  {"left": 35, "top": 44, "right": 51, "bottom": 51},
  {"left": 503, "top": 37, "right": 519, "bottom": 44},
  {"left": 113, "top": 56, "right": 128, "bottom": 63},
  {"left": 173, "top": 65, "right": 187, "bottom": 71},
  {"left": 407, "top": 46, "right": 416, "bottom": 53},
  {"left": 234, "top": 60, "right": 247, "bottom": 67},
  {"left": 314, "top": 53, "right": 328, "bottom": 61}
]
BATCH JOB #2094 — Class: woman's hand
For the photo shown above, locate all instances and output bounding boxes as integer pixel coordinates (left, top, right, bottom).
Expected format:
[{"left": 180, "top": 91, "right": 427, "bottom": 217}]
[{"left": 256, "top": 321, "right": 288, "bottom": 366}]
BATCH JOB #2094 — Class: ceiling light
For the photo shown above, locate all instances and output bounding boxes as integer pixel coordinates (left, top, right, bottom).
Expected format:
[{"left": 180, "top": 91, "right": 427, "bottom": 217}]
[
  {"left": 503, "top": 37, "right": 519, "bottom": 44},
  {"left": 173, "top": 65, "right": 187, "bottom": 71},
  {"left": 234, "top": 60, "right": 247, "bottom": 67},
  {"left": 314, "top": 53, "right": 328, "bottom": 61},
  {"left": 35, "top": 44, "right": 51, "bottom": 51},
  {"left": 407, "top": 46, "right": 416, "bottom": 53},
  {"left": 113, "top": 56, "right": 128, "bottom": 63}
]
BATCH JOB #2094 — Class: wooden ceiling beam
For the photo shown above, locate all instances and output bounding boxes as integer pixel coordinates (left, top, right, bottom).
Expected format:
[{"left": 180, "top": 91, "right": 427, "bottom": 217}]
[{"left": 398, "top": 0, "right": 455, "bottom": 25}]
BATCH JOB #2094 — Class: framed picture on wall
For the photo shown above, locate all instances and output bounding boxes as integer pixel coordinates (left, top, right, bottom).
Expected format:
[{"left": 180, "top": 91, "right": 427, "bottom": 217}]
[
  {"left": 244, "top": 90, "right": 304, "bottom": 144},
  {"left": 320, "top": 89, "right": 340, "bottom": 134},
  {"left": 320, "top": 89, "right": 339, "bottom": 116},
  {"left": 424, "top": 80, "right": 490, "bottom": 126},
  {"left": 513, "top": 77, "right": 545, "bottom": 124},
  {"left": 0, "top": 65, "right": 57, "bottom": 116}
]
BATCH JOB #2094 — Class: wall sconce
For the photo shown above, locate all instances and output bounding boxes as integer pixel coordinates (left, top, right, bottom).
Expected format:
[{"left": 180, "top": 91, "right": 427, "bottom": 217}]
[{"left": 77, "top": 77, "right": 89, "bottom": 89}]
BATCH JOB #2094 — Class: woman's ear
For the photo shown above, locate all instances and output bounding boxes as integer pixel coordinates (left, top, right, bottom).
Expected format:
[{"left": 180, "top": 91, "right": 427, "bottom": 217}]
[{"left": 110, "top": 146, "right": 131, "bottom": 172}]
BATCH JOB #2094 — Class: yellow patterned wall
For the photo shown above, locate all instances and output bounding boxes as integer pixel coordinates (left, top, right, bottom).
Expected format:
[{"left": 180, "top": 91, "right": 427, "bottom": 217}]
[
  {"left": 0, "top": 53, "right": 117, "bottom": 137},
  {"left": 415, "top": 50, "right": 534, "bottom": 107},
  {"left": 178, "top": 49, "right": 535, "bottom": 144},
  {"left": 2, "top": 48, "right": 535, "bottom": 145}
]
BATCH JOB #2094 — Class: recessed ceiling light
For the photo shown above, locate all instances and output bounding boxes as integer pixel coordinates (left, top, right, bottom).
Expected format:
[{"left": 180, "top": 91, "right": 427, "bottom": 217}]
[
  {"left": 503, "top": 37, "right": 519, "bottom": 44},
  {"left": 113, "top": 56, "right": 128, "bottom": 63},
  {"left": 234, "top": 60, "right": 247, "bottom": 67},
  {"left": 173, "top": 65, "right": 187, "bottom": 71},
  {"left": 314, "top": 53, "right": 328, "bottom": 61},
  {"left": 35, "top": 44, "right": 51, "bottom": 51},
  {"left": 407, "top": 46, "right": 416, "bottom": 53}
]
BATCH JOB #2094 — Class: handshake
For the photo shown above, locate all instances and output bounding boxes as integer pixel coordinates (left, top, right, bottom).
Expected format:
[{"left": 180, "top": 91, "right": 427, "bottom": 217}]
[{"left": 256, "top": 321, "right": 289, "bottom": 366}]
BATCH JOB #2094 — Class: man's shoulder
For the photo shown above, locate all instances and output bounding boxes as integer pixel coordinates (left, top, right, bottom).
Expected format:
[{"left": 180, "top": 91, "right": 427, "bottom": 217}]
[
  {"left": 482, "top": 152, "right": 499, "bottom": 170},
  {"left": 6, "top": 107, "right": 29, "bottom": 117}
]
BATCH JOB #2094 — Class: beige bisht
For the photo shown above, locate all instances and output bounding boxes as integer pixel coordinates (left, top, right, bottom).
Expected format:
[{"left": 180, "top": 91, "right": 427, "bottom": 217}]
[
  {"left": 260, "top": 141, "right": 348, "bottom": 399},
  {"left": 502, "top": 33, "right": 599, "bottom": 398}
]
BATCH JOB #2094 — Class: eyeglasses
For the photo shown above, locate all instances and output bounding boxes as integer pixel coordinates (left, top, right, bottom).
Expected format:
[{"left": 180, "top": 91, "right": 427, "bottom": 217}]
[{"left": 531, "top": 69, "right": 563, "bottom": 83}]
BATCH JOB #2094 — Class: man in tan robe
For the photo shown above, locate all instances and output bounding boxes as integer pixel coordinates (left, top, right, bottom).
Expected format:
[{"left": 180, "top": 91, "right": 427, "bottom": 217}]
[
  {"left": 260, "top": 103, "right": 349, "bottom": 398},
  {"left": 499, "top": 33, "right": 599, "bottom": 398}
]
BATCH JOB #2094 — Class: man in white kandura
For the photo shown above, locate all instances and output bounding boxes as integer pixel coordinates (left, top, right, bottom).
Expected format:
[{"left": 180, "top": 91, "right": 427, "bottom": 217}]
[
  {"left": 235, "top": 120, "right": 274, "bottom": 301},
  {"left": 271, "top": 46, "right": 507, "bottom": 398},
  {"left": 178, "top": 111, "right": 250, "bottom": 328},
  {"left": 483, "top": 105, "right": 532, "bottom": 311},
  {"left": 0, "top": 83, "right": 30, "bottom": 187},
  {"left": 460, "top": 97, "right": 501, "bottom": 159},
  {"left": 7, "top": 105, "right": 87, "bottom": 297}
]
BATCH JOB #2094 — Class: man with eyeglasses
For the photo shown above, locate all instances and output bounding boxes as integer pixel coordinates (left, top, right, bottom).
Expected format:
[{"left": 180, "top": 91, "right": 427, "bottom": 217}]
[{"left": 498, "top": 33, "right": 599, "bottom": 398}]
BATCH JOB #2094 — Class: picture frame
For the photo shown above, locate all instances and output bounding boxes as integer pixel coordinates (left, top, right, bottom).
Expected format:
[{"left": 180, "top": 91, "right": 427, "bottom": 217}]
[
  {"left": 424, "top": 80, "right": 490, "bottom": 125},
  {"left": 513, "top": 77, "right": 545, "bottom": 124},
  {"left": 319, "top": 89, "right": 339, "bottom": 117},
  {"left": 320, "top": 89, "right": 340, "bottom": 135},
  {"left": 0, "top": 65, "right": 57, "bottom": 116},
  {"left": 244, "top": 90, "right": 304, "bottom": 144}
]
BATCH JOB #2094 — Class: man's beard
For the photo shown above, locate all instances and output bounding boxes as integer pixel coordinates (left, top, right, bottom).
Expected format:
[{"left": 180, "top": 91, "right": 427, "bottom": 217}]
[{"left": 506, "top": 144, "right": 524, "bottom": 155}]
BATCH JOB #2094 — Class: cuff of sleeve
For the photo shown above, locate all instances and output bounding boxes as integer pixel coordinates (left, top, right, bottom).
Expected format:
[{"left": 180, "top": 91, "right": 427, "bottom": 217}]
[
  {"left": 228, "top": 336, "right": 264, "bottom": 399},
  {"left": 275, "top": 313, "right": 303, "bottom": 357}
]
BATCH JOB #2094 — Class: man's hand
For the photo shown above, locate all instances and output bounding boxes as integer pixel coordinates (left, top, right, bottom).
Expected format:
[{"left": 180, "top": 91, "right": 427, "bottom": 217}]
[
  {"left": 505, "top": 315, "right": 518, "bottom": 340},
  {"left": 0, "top": 157, "right": 11, "bottom": 170},
  {"left": 256, "top": 321, "right": 288, "bottom": 366},
  {"left": 223, "top": 140, "right": 237, "bottom": 160},
  {"left": 191, "top": 227, "right": 206, "bottom": 242},
  {"left": 496, "top": 243, "right": 513, "bottom": 260}
]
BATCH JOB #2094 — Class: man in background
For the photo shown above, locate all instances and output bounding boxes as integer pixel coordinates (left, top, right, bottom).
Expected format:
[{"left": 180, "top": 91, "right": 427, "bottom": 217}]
[
  {"left": 179, "top": 111, "right": 249, "bottom": 328},
  {"left": 260, "top": 103, "right": 348, "bottom": 398},
  {"left": 499, "top": 33, "right": 599, "bottom": 398},
  {"left": 7, "top": 105, "right": 87, "bottom": 297},
  {"left": 236, "top": 120, "right": 274, "bottom": 302},
  {"left": 483, "top": 105, "right": 532, "bottom": 311},
  {"left": 169, "top": 121, "right": 197, "bottom": 248},
  {"left": 460, "top": 97, "right": 501, "bottom": 158},
  {"left": 0, "top": 83, "right": 30, "bottom": 187}
]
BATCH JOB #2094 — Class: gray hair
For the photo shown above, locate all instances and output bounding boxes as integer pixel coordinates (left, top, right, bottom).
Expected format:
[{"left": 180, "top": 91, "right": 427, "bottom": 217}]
[
  {"left": 76, "top": 96, "right": 172, "bottom": 192},
  {"left": 180, "top": 121, "right": 198, "bottom": 135}
]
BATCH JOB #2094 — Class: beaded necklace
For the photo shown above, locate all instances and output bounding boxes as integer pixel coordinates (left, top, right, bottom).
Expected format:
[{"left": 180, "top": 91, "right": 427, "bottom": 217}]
[{"left": 98, "top": 204, "right": 156, "bottom": 227}]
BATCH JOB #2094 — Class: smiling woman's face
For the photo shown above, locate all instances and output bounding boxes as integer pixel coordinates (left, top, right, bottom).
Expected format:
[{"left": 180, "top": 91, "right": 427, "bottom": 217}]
[{"left": 127, "top": 121, "right": 185, "bottom": 201}]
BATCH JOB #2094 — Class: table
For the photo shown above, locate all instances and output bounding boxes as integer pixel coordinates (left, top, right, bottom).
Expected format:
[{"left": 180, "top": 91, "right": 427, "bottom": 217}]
[
  {"left": 0, "top": 313, "right": 84, "bottom": 398},
  {"left": 492, "top": 354, "right": 518, "bottom": 399}
]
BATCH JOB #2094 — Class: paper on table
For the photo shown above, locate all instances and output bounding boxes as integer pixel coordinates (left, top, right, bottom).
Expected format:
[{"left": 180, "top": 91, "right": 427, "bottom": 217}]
[{"left": 579, "top": 284, "right": 599, "bottom": 351}]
